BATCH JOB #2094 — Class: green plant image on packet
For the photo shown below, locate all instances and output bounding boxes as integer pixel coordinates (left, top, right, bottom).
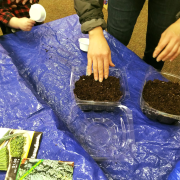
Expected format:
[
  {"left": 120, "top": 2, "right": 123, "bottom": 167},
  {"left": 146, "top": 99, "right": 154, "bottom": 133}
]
[
  {"left": 10, "top": 135, "right": 26, "bottom": 158},
  {"left": 0, "top": 128, "right": 42, "bottom": 171},
  {"left": 0, "top": 147, "right": 9, "bottom": 170},
  {"left": 0, "top": 130, "right": 25, "bottom": 171},
  {"left": 16, "top": 158, "right": 74, "bottom": 180}
]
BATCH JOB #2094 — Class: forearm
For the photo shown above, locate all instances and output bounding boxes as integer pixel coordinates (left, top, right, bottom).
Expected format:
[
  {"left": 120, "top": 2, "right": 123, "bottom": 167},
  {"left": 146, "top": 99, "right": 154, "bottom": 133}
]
[
  {"left": 89, "top": 26, "right": 104, "bottom": 37},
  {"left": 8, "top": 17, "right": 20, "bottom": 29}
]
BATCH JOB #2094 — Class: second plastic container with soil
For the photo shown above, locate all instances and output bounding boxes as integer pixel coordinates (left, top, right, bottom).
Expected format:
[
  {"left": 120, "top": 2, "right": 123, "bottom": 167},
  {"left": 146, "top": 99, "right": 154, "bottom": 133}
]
[{"left": 140, "top": 69, "right": 180, "bottom": 124}]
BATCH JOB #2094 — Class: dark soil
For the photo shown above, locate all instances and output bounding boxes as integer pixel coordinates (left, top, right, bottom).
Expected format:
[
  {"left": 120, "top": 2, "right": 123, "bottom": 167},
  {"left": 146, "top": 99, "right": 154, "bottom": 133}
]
[
  {"left": 143, "top": 79, "right": 180, "bottom": 115},
  {"left": 74, "top": 74, "right": 122, "bottom": 101}
]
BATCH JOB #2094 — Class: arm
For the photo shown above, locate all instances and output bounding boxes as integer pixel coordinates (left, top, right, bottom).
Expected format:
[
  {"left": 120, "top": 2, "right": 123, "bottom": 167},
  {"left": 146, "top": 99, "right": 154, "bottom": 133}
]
[
  {"left": 74, "top": 0, "right": 114, "bottom": 82},
  {"left": 0, "top": 8, "right": 35, "bottom": 31},
  {"left": 153, "top": 19, "right": 180, "bottom": 62},
  {"left": 0, "top": 1, "right": 35, "bottom": 31},
  {"left": 0, "top": 5, "right": 15, "bottom": 26},
  {"left": 88, "top": 26, "right": 115, "bottom": 82}
]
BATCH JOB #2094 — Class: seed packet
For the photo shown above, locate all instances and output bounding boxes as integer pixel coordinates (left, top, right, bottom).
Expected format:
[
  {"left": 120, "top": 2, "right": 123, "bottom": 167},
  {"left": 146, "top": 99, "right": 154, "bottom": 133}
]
[
  {"left": 5, "top": 157, "right": 74, "bottom": 180},
  {"left": 0, "top": 128, "right": 42, "bottom": 171}
]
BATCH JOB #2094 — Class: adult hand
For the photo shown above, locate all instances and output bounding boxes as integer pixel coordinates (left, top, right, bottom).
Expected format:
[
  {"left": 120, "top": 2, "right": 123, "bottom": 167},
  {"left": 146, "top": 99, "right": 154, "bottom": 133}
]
[
  {"left": 11, "top": 0, "right": 33, "bottom": 5},
  {"left": 88, "top": 26, "right": 115, "bottom": 82},
  {"left": 18, "top": 17, "right": 35, "bottom": 31},
  {"left": 153, "top": 19, "right": 180, "bottom": 62}
]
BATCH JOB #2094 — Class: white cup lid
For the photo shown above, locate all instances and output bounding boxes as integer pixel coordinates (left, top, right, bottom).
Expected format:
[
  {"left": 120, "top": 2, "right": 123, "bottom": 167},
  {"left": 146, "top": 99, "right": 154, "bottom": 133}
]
[
  {"left": 79, "top": 38, "right": 89, "bottom": 45},
  {"left": 29, "top": 4, "right": 46, "bottom": 22}
]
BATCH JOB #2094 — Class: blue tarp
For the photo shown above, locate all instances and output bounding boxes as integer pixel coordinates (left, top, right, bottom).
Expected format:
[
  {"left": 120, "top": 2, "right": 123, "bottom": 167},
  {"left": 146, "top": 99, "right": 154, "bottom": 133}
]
[
  {"left": 0, "top": 14, "right": 180, "bottom": 179},
  {"left": 0, "top": 43, "right": 107, "bottom": 179}
]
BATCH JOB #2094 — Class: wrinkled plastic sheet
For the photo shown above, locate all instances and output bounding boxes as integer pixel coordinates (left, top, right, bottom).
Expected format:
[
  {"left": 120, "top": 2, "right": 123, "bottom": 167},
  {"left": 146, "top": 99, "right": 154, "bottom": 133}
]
[
  {"left": 0, "top": 46, "right": 108, "bottom": 179},
  {"left": 0, "top": 14, "right": 180, "bottom": 179}
]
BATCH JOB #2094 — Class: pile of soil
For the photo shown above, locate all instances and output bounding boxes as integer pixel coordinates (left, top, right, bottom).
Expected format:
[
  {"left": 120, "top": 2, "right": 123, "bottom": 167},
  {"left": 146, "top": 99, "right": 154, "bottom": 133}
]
[
  {"left": 74, "top": 74, "right": 122, "bottom": 101},
  {"left": 143, "top": 79, "right": 180, "bottom": 115}
]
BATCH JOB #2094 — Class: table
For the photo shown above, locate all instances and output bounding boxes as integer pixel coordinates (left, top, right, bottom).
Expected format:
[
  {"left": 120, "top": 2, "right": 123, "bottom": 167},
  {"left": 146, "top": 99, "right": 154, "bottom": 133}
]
[{"left": 0, "top": 14, "right": 180, "bottom": 180}]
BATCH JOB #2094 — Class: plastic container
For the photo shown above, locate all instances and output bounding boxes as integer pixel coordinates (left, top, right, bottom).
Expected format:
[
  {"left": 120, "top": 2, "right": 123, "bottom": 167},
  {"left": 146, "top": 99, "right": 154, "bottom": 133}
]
[
  {"left": 78, "top": 38, "right": 89, "bottom": 52},
  {"left": 70, "top": 66, "right": 130, "bottom": 111},
  {"left": 68, "top": 105, "right": 135, "bottom": 161},
  {"left": 140, "top": 69, "right": 180, "bottom": 124},
  {"left": 29, "top": 4, "right": 46, "bottom": 22}
]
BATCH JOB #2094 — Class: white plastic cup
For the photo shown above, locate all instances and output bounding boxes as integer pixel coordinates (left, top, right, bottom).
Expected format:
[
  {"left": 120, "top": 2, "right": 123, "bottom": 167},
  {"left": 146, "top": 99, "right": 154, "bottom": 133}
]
[
  {"left": 79, "top": 38, "right": 89, "bottom": 52},
  {"left": 29, "top": 4, "right": 46, "bottom": 22}
]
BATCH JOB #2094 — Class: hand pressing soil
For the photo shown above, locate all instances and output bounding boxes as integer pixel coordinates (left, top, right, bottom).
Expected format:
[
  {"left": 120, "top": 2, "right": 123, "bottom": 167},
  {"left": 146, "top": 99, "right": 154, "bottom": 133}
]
[
  {"left": 74, "top": 74, "right": 122, "bottom": 101},
  {"left": 143, "top": 79, "right": 180, "bottom": 115}
]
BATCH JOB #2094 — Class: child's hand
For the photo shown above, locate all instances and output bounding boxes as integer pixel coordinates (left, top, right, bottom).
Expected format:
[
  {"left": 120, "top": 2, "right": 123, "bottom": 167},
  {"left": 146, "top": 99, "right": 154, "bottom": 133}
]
[{"left": 18, "top": 17, "right": 35, "bottom": 31}]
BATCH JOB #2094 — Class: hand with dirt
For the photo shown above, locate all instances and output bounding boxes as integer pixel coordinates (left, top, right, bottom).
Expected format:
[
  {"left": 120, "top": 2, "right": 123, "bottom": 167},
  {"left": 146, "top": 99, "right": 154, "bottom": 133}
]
[
  {"left": 153, "top": 19, "right": 180, "bottom": 62},
  {"left": 88, "top": 26, "right": 115, "bottom": 82}
]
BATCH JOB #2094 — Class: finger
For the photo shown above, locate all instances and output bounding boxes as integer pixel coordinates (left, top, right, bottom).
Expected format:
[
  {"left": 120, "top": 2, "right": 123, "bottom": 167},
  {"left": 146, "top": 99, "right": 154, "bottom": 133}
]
[
  {"left": 11, "top": 4, "right": 17, "bottom": 8},
  {"left": 93, "top": 58, "right": 98, "bottom": 81},
  {"left": 162, "top": 43, "right": 179, "bottom": 61},
  {"left": 28, "top": 20, "right": 36, "bottom": 24},
  {"left": 97, "top": 58, "right": 104, "bottom": 82},
  {"left": 30, "top": 0, "right": 33, "bottom": 3},
  {"left": 87, "top": 55, "right": 92, "bottom": 75},
  {"left": 27, "top": 24, "right": 34, "bottom": 29},
  {"left": 153, "top": 35, "right": 170, "bottom": 59},
  {"left": 170, "top": 48, "right": 180, "bottom": 62},
  {"left": 104, "top": 57, "right": 109, "bottom": 79},
  {"left": 157, "top": 39, "right": 178, "bottom": 61},
  {"left": 27, "top": 24, "right": 34, "bottom": 28},
  {"left": 16, "top": 0, "right": 21, "bottom": 3},
  {"left": 109, "top": 53, "right": 115, "bottom": 67},
  {"left": 22, "top": 0, "right": 28, "bottom": 5}
]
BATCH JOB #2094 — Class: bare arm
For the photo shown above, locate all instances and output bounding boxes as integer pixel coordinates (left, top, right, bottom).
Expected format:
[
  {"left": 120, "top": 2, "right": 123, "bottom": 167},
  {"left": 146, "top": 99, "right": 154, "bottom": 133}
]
[
  {"left": 74, "top": 0, "right": 114, "bottom": 81},
  {"left": 88, "top": 26, "right": 115, "bottom": 82}
]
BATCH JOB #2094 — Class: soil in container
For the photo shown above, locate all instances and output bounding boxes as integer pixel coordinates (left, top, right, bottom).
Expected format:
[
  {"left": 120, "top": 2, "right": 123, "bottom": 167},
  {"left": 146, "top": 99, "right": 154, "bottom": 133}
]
[
  {"left": 74, "top": 74, "right": 123, "bottom": 101},
  {"left": 143, "top": 79, "right": 180, "bottom": 115}
]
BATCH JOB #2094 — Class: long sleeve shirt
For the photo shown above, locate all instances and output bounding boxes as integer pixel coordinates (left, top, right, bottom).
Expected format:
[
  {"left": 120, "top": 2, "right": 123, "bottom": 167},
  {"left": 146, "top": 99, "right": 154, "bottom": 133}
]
[{"left": 0, "top": 0, "right": 39, "bottom": 25}]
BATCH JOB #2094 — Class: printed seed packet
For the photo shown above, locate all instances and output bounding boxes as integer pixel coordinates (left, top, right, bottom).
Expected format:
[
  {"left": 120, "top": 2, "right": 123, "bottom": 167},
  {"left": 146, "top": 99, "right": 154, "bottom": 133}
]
[
  {"left": 0, "top": 128, "right": 42, "bottom": 171},
  {"left": 5, "top": 158, "right": 74, "bottom": 180}
]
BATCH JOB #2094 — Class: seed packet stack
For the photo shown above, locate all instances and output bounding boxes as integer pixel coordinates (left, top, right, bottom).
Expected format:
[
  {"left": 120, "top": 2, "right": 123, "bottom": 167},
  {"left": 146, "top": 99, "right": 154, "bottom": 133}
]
[
  {"left": 0, "top": 128, "right": 75, "bottom": 180},
  {"left": 0, "top": 128, "right": 42, "bottom": 171}
]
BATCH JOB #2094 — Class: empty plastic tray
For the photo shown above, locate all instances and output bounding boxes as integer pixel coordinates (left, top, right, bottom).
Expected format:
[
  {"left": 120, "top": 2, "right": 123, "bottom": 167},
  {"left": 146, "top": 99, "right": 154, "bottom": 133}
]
[{"left": 68, "top": 105, "right": 135, "bottom": 161}]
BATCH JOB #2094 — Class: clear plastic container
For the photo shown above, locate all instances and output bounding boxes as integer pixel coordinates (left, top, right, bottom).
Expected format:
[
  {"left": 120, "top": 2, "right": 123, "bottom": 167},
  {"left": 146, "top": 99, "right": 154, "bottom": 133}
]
[
  {"left": 70, "top": 66, "right": 130, "bottom": 111},
  {"left": 140, "top": 69, "right": 180, "bottom": 124},
  {"left": 68, "top": 105, "right": 135, "bottom": 161}
]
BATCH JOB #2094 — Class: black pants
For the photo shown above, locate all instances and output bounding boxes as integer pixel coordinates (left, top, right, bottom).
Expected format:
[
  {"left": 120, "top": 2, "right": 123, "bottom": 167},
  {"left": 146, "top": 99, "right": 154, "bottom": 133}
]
[{"left": 107, "top": 0, "right": 180, "bottom": 71}]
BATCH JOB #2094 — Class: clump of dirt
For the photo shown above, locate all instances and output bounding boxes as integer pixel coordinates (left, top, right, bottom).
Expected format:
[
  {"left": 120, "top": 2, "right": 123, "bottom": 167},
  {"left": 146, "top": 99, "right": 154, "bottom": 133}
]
[
  {"left": 143, "top": 79, "right": 180, "bottom": 115},
  {"left": 74, "top": 74, "right": 123, "bottom": 101}
]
